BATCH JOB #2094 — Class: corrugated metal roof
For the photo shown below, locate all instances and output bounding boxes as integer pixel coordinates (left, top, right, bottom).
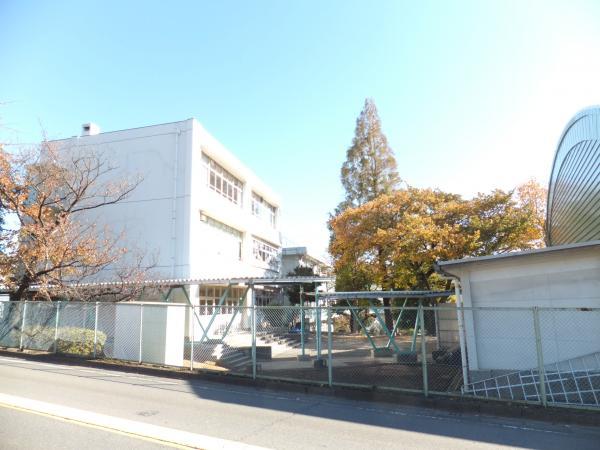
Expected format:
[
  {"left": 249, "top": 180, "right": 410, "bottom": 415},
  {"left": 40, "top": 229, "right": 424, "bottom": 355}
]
[{"left": 1, "top": 275, "right": 335, "bottom": 292}]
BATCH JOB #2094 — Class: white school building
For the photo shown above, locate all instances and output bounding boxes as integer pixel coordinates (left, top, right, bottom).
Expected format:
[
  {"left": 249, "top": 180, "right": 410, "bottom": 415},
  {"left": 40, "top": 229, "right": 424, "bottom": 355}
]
[
  {"left": 53, "top": 119, "right": 282, "bottom": 284},
  {"left": 50, "top": 120, "right": 332, "bottom": 365}
]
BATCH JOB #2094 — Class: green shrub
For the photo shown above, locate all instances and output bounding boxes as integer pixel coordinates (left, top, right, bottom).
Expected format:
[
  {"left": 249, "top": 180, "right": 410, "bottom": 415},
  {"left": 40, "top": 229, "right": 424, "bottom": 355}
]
[
  {"left": 24, "top": 326, "right": 106, "bottom": 356},
  {"left": 21, "top": 325, "right": 55, "bottom": 350},
  {"left": 56, "top": 327, "right": 107, "bottom": 356}
]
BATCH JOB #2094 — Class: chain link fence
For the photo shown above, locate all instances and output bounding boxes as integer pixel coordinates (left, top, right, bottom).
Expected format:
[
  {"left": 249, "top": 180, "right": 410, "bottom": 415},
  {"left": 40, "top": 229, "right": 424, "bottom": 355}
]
[
  {"left": 1, "top": 300, "right": 598, "bottom": 411},
  {"left": 189, "top": 304, "right": 253, "bottom": 375}
]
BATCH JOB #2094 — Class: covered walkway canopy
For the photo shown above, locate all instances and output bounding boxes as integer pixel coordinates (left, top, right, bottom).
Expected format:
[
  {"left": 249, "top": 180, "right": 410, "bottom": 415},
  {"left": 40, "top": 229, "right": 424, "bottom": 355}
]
[{"left": 36, "top": 275, "right": 336, "bottom": 289}]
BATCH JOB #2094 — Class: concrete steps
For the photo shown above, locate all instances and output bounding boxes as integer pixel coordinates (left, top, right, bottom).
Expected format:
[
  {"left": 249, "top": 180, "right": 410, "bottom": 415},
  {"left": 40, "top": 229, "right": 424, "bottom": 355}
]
[
  {"left": 257, "top": 332, "right": 307, "bottom": 355},
  {"left": 218, "top": 348, "right": 252, "bottom": 372},
  {"left": 191, "top": 341, "right": 252, "bottom": 372},
  {"left": 191, "top": 330, "right": 310, "bottom": 371}
]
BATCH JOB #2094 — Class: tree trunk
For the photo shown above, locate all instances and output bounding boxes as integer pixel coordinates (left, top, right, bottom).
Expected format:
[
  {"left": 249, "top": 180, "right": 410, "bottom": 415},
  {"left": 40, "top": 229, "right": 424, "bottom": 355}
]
[
  {"left": 382, "top": 298, "right": 393, "bottom": 332},
  {"left": 376, "top": 246, "right": 394, "bottom": 332},
  {"left": 349, "top": 312, "right": 358, "bottom": 333},
  {"left": 10, "top": 276, "right": 31, "bottom": 302}
]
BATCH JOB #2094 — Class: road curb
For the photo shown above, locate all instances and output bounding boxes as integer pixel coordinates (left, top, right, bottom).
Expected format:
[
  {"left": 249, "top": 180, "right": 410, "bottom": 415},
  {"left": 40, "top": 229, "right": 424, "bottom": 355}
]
[{"left": 1, "top": 348, "right": 599, "bottom": 427}]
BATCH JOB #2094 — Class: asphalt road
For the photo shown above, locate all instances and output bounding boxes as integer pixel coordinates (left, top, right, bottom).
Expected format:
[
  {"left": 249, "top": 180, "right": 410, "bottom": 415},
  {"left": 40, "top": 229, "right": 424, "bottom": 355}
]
[
  {"left": 0, "top": 406, "right": 169, "bottom": 450},
  {"left": 0, "top": 355, "right": 599, "bottom": 450}
]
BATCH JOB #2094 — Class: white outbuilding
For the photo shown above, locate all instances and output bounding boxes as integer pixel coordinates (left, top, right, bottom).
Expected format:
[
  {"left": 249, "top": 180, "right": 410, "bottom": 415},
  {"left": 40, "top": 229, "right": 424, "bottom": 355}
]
[{"left": 436, "top": 240, "right": 600, "bottom": 384}]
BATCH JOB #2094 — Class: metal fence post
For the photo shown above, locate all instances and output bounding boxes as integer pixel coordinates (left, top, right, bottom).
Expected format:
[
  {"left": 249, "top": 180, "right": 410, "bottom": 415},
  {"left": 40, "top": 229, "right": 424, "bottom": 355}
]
[
  {"left": 19, "top": 301, "right": 28, "bottom": 351},
  {"left": 300, "top": 286, "right": 305, "bottom": 357},
  {"left": 419, "top": 301, "right": 429, "bottom": 397},
  {"left": 54, "top": 301, "right": 61, "bottom": 354},
  {"left": 533, "top": 307, "right": 547, "bottom": 407},
  {"left": 93, "top": 302, "right": 99, "bottom": 358},
  {"left": 316, "top": 290, "right": 321, "bottom": 360},
  {"left": 327, "top": 305, "right": 333, "bottom": 387},
  {"left": 433, "top": 307, "right": 441, "bottom": 351},
  {"left": 190, "top": 305, "right": 195, "bottom": 371},
  {"left": 138, "top": 303, "right": 144, "bottom": 364},
  {"left": 251, "top": 287, "right": 257, "bottom": 380},
  {"left": 453, "top": 280, "right": 470, "bottom": 392}
]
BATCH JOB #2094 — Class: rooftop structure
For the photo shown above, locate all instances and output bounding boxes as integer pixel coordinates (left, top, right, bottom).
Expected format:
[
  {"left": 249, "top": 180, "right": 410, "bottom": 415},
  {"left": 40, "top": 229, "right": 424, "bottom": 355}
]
[
  {"left": 547, "top": 106, "right": 600, "bottom": 246},
  {"left": 281, "top": 246, "right": 331, "bottom": 277}
]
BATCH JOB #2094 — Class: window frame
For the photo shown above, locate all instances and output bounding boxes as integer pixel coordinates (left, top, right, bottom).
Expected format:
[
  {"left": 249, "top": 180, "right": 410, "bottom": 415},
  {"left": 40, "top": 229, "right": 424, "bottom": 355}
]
[
  {"left": 252, "top": 237, "right": 280, "bottom": 266},
  {"left": 202, "top": 153, "right": 244, "bottom": 206},
  {"left": 251, "top": 192, "right": 277, "bottom": 228}
]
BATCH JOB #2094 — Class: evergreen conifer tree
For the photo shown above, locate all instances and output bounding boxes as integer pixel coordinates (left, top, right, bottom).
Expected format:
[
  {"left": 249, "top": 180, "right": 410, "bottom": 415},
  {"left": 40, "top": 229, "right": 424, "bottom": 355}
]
[
  {"left": 339, "top": 98, "right": 400, "bottom": 211},
  {"left": 333, "top": 99, "right": 401, "bottom": 329}
]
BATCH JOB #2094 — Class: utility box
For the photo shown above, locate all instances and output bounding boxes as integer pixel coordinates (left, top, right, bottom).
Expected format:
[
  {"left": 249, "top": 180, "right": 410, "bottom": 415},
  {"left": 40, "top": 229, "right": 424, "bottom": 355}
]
[{"left": 113, "top": 303, "right": 185, "bottom": 366}]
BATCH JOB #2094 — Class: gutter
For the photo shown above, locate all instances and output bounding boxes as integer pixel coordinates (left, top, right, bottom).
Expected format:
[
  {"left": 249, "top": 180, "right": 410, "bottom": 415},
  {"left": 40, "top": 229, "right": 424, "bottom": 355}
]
[{"left": 436, "top": 239, "right": 600, "bottom": 268}]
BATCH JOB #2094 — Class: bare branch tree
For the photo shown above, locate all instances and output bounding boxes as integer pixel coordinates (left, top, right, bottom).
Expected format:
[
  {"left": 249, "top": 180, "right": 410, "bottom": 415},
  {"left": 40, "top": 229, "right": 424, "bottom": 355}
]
[{"left": 0, "top": 139, "right": 152, "bottom": 301}]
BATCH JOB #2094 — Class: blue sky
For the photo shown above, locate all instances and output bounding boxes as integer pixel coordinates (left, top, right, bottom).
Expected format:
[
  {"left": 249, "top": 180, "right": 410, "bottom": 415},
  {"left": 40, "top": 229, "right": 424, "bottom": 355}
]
[{"left": 2, "top": 1, "right": 600, "bottom": 257}]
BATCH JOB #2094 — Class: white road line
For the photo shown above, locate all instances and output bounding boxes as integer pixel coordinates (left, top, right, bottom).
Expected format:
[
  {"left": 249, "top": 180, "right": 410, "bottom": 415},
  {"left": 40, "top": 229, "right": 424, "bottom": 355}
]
[{"left": 0, "top": 392, "right": 270, "bottom": 450}]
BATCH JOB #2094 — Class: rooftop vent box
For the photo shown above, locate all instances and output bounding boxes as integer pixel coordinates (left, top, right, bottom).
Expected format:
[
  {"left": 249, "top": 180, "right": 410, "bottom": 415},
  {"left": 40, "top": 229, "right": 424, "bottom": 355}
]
[{"left": 81, "top": 122, "right": 100, "bottom": 136}]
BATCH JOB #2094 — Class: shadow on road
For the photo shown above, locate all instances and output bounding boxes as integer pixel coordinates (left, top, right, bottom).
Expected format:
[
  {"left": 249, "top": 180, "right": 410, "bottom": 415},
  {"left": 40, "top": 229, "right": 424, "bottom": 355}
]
[
  {"left": 181, "top": 376, "right": 596, "bottom": 450},
  {"left": 1, "top": 350, "right": 598, "bottom": 450}
]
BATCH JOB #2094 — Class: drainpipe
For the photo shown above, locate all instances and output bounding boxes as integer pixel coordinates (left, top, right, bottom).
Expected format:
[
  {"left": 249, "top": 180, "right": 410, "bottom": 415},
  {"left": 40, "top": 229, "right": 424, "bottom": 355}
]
[
  {"left": 452, "top": 279, "right": 470, "bottom": 391},
  {"left": 435, "top": 264, "right": 470, "bottom": 391},
  {"left": 170, "top": 128, "right": 181, "bottom": 278}
]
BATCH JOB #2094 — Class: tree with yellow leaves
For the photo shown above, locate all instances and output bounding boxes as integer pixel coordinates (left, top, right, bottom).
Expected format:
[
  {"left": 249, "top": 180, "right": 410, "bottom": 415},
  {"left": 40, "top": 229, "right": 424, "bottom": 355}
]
[{"left": 329, "top": 182, "right": 546, "bottom": 294}]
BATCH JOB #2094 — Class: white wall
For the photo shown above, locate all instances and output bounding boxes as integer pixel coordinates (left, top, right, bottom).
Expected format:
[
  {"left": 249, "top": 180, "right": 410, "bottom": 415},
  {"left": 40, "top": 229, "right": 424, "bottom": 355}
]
[
  {"left": 188, "top": 120, "right": 282, "bottom": 280},
  {"left": 112, "top": 303, "right": 142, "bottom": 361},
  {"left": 436, "top": 306, "right": 460, "bottom": 349},
  {"left": 112, "top": 303, "right": 185, "bottom": 365},
  {"left": 52, "top": 118, "right": 284, "bottom": 284},
  {"left": 141, "top": 304, "right": 185, "bottom": 366},
  {"left": 446, "top": 245, "right": 600, "bottom": 372},
  {"left": 52, "top": 120, "right": 194, "bottom": 279}
]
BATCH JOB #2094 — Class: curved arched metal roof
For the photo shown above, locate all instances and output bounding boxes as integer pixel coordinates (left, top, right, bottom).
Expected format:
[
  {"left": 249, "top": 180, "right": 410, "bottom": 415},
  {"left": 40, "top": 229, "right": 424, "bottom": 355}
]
[{"left": 547, "top": 106, "right": 600, "bottom": 246}]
